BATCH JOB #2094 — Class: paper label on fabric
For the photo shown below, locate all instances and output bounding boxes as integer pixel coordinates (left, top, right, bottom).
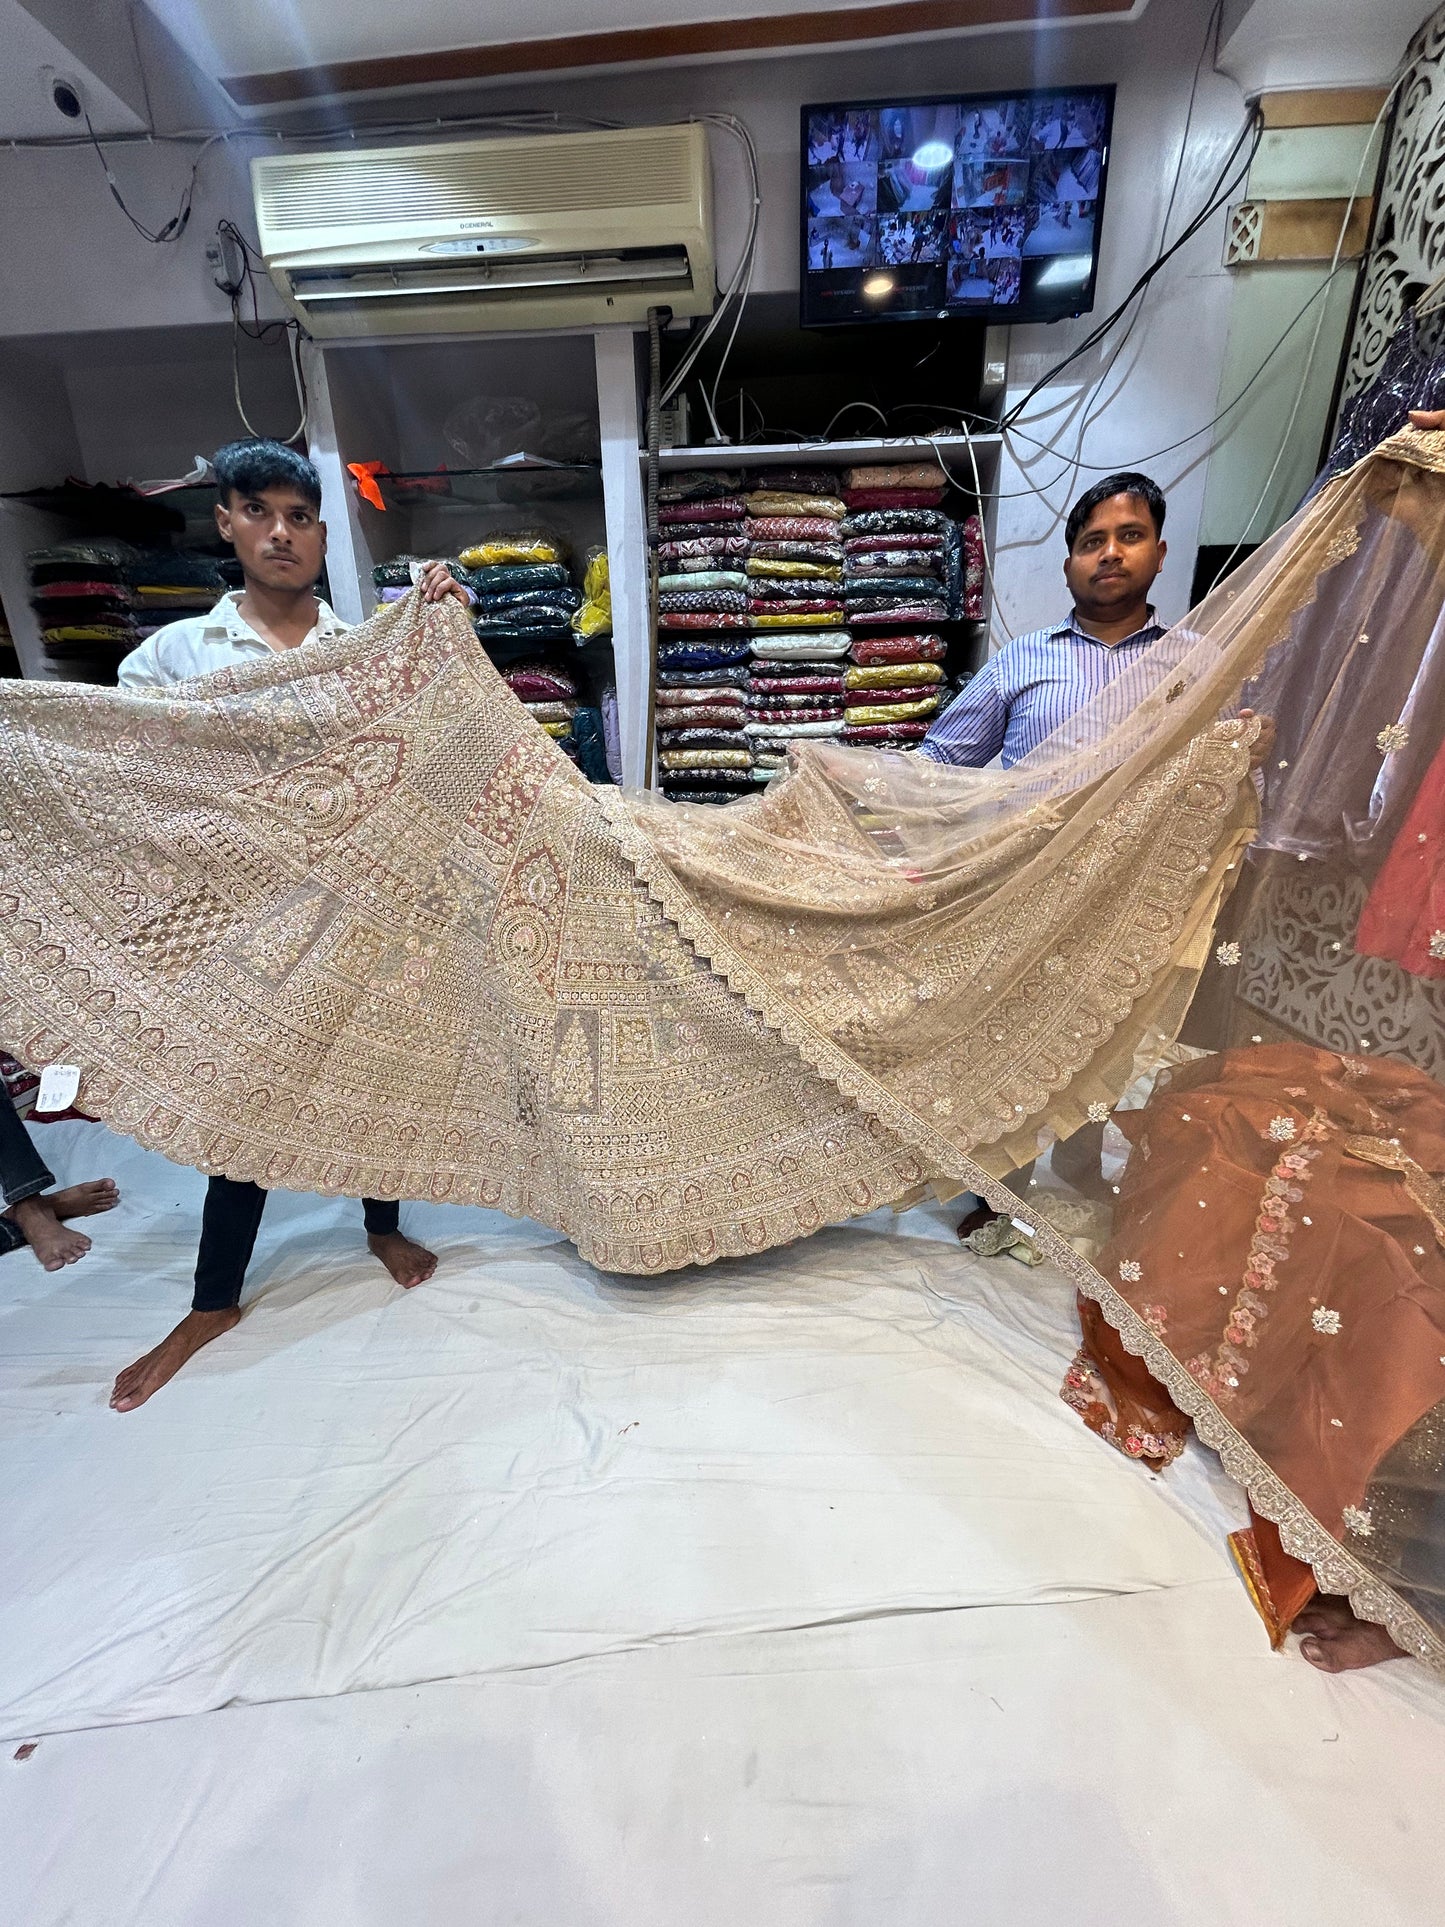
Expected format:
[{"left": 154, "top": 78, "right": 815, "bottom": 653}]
[
  {"left": 34, "top": 1064, "right": 81, "bottom": 1114},
  {"left": 1010, "top": 1218, "right": 1037, "bottom": 1237}
]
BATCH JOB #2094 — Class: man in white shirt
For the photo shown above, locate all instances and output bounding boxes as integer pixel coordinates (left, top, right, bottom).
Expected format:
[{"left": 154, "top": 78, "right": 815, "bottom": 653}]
[{"left": 111, "top": 437, "right": 468, "bottom": 1411}]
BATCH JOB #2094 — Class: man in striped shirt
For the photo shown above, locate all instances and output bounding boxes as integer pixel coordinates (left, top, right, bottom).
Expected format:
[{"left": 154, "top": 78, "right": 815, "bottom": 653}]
[{"left": 919, "top": 471, "right": 1168, "bottom": 768}]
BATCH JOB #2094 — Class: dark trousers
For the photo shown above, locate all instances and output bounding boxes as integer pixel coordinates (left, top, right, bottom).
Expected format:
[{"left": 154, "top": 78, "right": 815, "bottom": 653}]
[
  {"left": 0, "top": 1092, "right": 56, "bottom": 1257},
  {"left": 192, "top": 1176, "right": 400, "bottom": 1313}
]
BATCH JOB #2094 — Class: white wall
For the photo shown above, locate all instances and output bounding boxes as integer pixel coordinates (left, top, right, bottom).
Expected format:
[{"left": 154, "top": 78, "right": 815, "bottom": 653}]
[{"left": 0, "top": 0, "right": 1383, "bottom": 634}]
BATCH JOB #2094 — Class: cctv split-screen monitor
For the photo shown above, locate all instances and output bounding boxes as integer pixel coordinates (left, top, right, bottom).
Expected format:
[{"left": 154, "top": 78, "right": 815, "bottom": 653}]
[{"left": 800, "top": 86, "right": 1115, "bottom": 329}]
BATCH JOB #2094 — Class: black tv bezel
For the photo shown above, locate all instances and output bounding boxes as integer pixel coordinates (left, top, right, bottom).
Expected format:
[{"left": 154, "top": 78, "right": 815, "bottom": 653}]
[{"left": 798, "top": 83, "right": 1117, "bottom": 331}]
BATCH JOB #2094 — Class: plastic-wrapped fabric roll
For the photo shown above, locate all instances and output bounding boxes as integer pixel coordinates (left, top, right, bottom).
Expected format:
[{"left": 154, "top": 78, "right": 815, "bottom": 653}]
[
  {"left": 744, "top": 517, "right": 843, "bottom": 542},
  {"left": 660, "top": 747, "right": 754, "bottom": 771},
  {"left": 843, "top": 683, "right": 942, "bottom": 705},
  {"left": 743, "top": 718, "right": 845, "bottom": 740},
  {"left": 844, "top": 661, "right": 945, "bottom": 688},
  {"left": 657, "top": 498, "right": 746, "bottom": 525},
  {"left": 657, "top": 571, "right": 749, "bottom": 594},
  {"left": 849, "top": 633, "right": 946, "bottom": 666},
  {"left": 744, "top": 491, "right": 847, "bottom": 519},
  {"left": 748, "top": 632, "right": 851, "bottom": 659},
  {"left": 840, "top": 508, "right": 948, "bottom": 537},
  {"left": 841, "top": 695, "right": 940, "bottom": 724},
  {"left": 749, "top": 609, "right": 844, "bottom": 628},
  {"left": 657, "top": 613, "right": 751, "bottom": 632},
  {"left": 657, "top": 664, "right": 751, "bottom": 689},
  {"left": 848, "top": 601, "right": 949, "bottom": 625},
  {"left": 656, "top": 639, "right": 752, "bottom": 669}
]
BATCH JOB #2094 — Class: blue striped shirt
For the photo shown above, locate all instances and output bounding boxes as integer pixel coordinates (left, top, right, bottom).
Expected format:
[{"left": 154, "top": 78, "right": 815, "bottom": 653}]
[{"left": 918, "top": 608, "right": 1167, "bottom": 768}]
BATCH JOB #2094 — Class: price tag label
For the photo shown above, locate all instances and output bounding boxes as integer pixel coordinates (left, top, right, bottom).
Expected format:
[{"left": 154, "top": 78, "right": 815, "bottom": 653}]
[
  {"left": 34, "top": 1064, "right": 81, "bottom": 1114},
  {"left": 1009, "top": 1217, "right": 1037, "bottom": 1238}
]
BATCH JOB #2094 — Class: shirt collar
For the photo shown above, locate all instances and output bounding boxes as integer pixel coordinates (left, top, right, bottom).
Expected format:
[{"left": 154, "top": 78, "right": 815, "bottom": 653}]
[
  {"left": 202, "top": 589, "right": 343, "bottom": 646},
  {"left": 1050, "top": 605, "right": 1163, "bottom": 647}
]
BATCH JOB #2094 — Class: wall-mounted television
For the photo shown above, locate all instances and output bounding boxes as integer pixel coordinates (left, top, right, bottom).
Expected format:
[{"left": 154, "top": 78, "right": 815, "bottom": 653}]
[{"left": 800, "top": 86, "right": 1115, "bottom": 329}]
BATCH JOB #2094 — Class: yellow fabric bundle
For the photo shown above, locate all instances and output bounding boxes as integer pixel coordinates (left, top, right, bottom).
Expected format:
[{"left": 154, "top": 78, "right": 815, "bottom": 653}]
[
  {"left": 746, "top": 559, "right": 843, "bottom": 581},
  {"left": 661, "top": 748, "right": 754, "bottom": 771},
  {"left": 540, "top": 719, "right": 572, "bottom": 738},
  {"left": 459, "top": 533, "right": 565, "bottom": 567},
  {"left": 744, "top": 493, "right": 847, "bottom": 519},
  {"left": 844, "top": 697, "right": 941, "bottom": 725},
  {"left": 750, "top": 610, "right": 843, "bottom": 629},
  {"left": 844, "top": 662, "right": 946, "bottom": 689},
  {"left": 572, "top": 549, "right": 612, "bottom": 639}
]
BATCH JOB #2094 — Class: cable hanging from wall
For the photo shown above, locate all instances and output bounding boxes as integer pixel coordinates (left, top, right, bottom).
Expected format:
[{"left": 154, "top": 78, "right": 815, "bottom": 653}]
[{"left": 213, "top": 219, "right": 309, "bottom": 444}]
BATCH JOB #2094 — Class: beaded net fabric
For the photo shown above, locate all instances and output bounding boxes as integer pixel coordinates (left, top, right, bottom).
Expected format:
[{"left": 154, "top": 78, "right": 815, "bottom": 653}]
[{"left": 1, "top": 430, "right": 1445, "bottom": 1666}]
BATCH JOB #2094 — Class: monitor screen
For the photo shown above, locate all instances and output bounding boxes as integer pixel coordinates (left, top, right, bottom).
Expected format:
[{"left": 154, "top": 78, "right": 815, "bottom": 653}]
[{"left": 800, "top": 87, "right": 1115, "bottom": 329}]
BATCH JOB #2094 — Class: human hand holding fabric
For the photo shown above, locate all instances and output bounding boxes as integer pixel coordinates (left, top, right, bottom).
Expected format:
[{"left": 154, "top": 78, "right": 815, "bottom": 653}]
[
  {"left": 416, "top": 561, "right": 470, "bottom": 606},
  {"left": 1239, "top": 708, "right": 1275, "bottom": 770},
  {"left": 1410, "top": 410, "right": 1445, "bottom": 430}
]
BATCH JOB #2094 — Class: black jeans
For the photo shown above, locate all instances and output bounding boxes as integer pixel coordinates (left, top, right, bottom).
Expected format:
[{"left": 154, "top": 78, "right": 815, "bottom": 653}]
[
  {"left": 0, "top": 1092, "right": 56, "bottom": 1257},
  {"left": 192, "top": 1176, "right": 400, "bottom": 1312}
]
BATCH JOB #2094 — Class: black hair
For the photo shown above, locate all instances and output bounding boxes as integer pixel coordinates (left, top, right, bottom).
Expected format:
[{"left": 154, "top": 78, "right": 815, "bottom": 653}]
[
  {"left": 212, "top": 438, "right": 322, "bottom": 510},
  {"left": 1064, "top": 472, "right": 1166, "bottom": 551}
]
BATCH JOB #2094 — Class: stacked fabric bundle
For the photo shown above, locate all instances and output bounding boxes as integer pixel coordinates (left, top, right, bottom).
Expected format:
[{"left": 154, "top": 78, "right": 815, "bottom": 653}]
[
  {"left": 655, "top": 657, "right": 752, "bottom": 803},
  {"left": 841, "top": 465, "right": 953, "bottom": 630},
  {"left": 655, "top": 471, "right": 755, "bottom": 803},
  {"left": 459, "top": 532, "right": 580, "bottom": 647},
  {"left": 27, "top": 541, "right": 139, "bottom": 666},
  {"left": 125, "top": 550, "right": 226, "bottom": 638},
  {"left": 503, "top": 657, "right": 578, "bottom": 743},
  {"left": 735, "top": 469, "right": 851, "bottom": 781},
  {"left": 841, "top": 633, "right": 950, "bottom": 746}
]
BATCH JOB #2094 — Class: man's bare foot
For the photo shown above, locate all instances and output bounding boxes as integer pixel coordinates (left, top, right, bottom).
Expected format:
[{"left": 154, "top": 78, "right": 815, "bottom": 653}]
[
  {"left": 5, "top": 1178, "right": 116, "bottom": 1271},
  {"left": 48, "top": 1178, "right": 121, "bottom": 1222},
  {"left": 368, "top": 1230, "right": 437, "bottom": 1289},
  {"left": 1295, "top": 1593, "right": 1408, "bottom": 1672},
  {"left": 109, "top": 1307, "right": 241, "bottom": 1412}
]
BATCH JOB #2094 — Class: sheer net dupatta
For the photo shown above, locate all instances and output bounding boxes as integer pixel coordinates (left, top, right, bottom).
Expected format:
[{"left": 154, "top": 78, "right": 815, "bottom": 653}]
[{"left": 1053, "top": 429, "right": 1445, "bottom": 1675}]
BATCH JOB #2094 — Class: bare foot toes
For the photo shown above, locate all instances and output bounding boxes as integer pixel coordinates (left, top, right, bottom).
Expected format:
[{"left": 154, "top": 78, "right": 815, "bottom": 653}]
[
  {"left": 4, "top": 1195, "right": 92, "bottom": 1271},
  {"left": 49, "top": 1179, "right": 120, "bottom": 1221},
  {"left": 368, "top": 1230, "right": 438, "bottom": 1289},
  {"left": 109, "top": 1306, "right": 241, "bottom": 1412},
  {"left": 1295, "top": 1594, "right": 1407, "bottom": 1672}
]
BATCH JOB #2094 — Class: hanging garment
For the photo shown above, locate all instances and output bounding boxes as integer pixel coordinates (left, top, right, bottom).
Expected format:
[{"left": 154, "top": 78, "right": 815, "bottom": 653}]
[
  {"left": 1314, "top": 311, "right": 1445, "bottom": 496},
  {"left": 1064, "top": 1044, "right": 1445, "bottom": 1668}
]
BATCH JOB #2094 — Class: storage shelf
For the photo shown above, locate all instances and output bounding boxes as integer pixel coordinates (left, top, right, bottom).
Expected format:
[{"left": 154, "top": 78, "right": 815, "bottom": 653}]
[
  {"left": 643, "top": 434, "right": 1002, "bottom": 471},
  {"left": 369, "top": 465, "right": 602, "bottom": 511}
]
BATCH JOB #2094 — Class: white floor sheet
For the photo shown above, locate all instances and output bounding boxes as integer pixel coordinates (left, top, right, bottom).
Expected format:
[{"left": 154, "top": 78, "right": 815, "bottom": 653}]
[{"left": 3, "top": 1121, "right": 1442, "bottom": 1923}]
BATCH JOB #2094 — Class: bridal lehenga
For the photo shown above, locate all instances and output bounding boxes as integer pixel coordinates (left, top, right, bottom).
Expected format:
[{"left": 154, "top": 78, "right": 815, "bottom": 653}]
[{"left": 3, "top": 429, "right": 1445, "bottom": 1670}]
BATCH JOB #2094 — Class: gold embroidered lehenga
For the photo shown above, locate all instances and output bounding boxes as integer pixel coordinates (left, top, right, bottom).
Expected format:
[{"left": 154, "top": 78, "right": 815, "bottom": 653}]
[{"left": 2, "top": 429, "right": 1445, "bottom": 1669}]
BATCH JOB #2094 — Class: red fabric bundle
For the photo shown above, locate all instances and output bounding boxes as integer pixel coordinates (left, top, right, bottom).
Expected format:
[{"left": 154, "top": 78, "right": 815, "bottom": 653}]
[
  {"left": 746, "top": 705, "right": 844, "bottom": 724},
  {"left": 744, "top": 517, "right": 842, "bottom": 542},
  {"left": 843, "top": 684, "right": 940, "bottom": 707},
  {"left": 843, "top": 533, "right": 944, "bottom": 554},
  {"left": 744, "top": 673, "right": 845, "bottom": 694},
  {"left": 849, "top": 634, "right": 947, "bottom": 666},
  {"left": 658, "top": 612, "right": 751, "bottom": 631},
  {"left": 746, "top": 598, "right": 843, "bottom": 617},
  {"left": 839, "top": 721, "right": 931, "bottom": 743},
  {"left": 840, "top": 488, "right": 947, "bottom": 510},
  {"left": 658, "top": 499, "right": 746, "bottom": 525},
  {"left": 505, "top": 667, "right": 577, "bottom": 702}
]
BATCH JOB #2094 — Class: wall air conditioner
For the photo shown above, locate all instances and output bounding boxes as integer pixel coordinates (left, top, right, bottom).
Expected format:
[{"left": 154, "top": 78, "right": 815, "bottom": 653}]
[{"left": 251, "top": 123, "right": 715, "bottom": 339}]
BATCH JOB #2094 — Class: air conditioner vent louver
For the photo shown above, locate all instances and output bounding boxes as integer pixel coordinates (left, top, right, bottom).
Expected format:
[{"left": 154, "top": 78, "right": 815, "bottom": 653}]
[
  {"left": 255, "top": 130, "right": 701, "bottom": 231},
  {"left": 252, "top": 123, "right": 716, "bottom": 337}
]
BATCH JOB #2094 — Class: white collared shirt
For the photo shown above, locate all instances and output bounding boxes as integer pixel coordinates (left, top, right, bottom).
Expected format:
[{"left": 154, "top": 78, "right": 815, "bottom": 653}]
[{"left": 117, "top": 590, "right": 350, "bottom": 690}]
